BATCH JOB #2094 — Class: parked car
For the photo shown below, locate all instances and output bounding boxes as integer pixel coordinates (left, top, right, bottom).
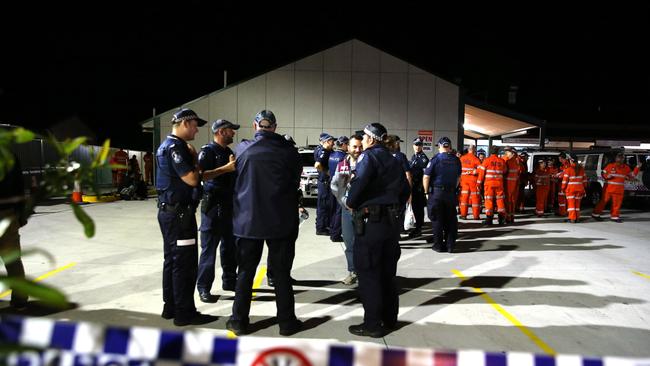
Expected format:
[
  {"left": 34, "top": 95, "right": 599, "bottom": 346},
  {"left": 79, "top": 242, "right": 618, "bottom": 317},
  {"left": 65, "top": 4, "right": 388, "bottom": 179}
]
[
  {"left": 298, "top": 147, "right": 319, "bottom": 199},
  {"left": 575, "top": 149, "right": 650, "bottom": 206}
]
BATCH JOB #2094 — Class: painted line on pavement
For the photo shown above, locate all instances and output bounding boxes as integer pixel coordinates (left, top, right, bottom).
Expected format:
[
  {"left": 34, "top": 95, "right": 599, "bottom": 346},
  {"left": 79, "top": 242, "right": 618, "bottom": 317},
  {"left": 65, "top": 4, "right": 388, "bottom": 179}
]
[
  {"left": 452, "top": 269, "right": 556, "bottom": 355},
  {"left": 0, "top": 262, "right": 77, "bottom": 298}
]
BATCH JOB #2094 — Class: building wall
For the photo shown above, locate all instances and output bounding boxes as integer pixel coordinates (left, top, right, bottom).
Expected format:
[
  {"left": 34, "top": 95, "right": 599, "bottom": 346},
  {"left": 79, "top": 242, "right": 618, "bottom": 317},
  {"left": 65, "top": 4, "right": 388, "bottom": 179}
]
[{"left": 155, "top": 40, "right": 459, "bottom": 157}]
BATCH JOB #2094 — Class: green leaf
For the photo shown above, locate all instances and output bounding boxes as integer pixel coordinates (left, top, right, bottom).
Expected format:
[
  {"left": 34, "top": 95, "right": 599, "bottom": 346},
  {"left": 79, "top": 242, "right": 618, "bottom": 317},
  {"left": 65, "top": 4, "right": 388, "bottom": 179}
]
[
  {"left": 71, "top": 203, "right": 95, "bottom": 238},
  {"left": 109, "top": 163, "right": 128, "bottom": 170},
  {"left": 0, "top": 277, "right": 68, "bottom": 307},
  {"left": 62, "top": 137, "right": 87, "bottom": 156},
  {"left": 0, "top": 248, "right": 57, "bottom": 266},
  {"left": 47, "top": 133, "right": 66, "bottom": 157},
  {"left": 12, "top": 127, "right": 35, "bottom": 143},
  {"left": 95, "top": 139, "right": 111, "bottom": 167}
]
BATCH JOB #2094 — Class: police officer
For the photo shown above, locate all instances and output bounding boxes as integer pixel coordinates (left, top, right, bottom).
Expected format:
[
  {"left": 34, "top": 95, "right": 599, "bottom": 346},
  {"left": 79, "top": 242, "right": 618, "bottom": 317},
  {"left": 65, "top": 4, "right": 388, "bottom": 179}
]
[
  {"left": 196, "top": 119, "right": 239, "bottom": 303},
  {"left": 346, "top": 123, "right": 410, "bottom": 338},
  {"left": 227, "top": 110, "right": 303, "bottom": 336},
  {"left": 477, "top": 149, "right": 487, "bottom": 163},
  {"left": 314, "top": 133, "right": 336, "bottom": 235},
  {"left": 423, "top": 137, "right": 462, "bottom": 253},
  {"left": 328, "top": 136, "right": 349, "bottom": 242},
  {"left": 409, "top": 137, "right": 429, "bottom": 238},
  {"left": 156, "top": 108, "right": 214, "bottom": 326}
]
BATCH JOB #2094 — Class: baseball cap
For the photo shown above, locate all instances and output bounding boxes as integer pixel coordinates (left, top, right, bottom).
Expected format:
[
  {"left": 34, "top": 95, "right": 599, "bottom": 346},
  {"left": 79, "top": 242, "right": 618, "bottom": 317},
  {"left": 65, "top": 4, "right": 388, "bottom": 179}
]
[
  {"left": 254, "top": 110, "right": 277, "bottom": 126},
  {"left": 211, "top": 119, "right": 240, "bottom": 133},
  {"left": 363, "top": 123, "right": 388, "bottom": 141},
  {"left": 172, "top": 108, "right": 207, "bottom": 127},
  {"left": 412, "top": 137, "right": 424, "bottom": 146},
  {"left": 437, "top": 136, "right": 452, "bottom": 147}
]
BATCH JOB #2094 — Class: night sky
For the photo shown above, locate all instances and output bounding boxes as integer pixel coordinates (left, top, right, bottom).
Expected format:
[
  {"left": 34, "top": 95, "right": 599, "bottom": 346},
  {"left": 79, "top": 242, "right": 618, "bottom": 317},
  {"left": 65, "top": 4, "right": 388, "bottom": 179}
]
[{"left": 1, "top": 3, "right": 648, "bottom": 150}]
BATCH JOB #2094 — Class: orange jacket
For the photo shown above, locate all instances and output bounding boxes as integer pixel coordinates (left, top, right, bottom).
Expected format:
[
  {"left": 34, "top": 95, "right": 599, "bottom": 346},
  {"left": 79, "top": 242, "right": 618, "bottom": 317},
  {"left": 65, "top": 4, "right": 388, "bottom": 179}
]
[
  {"left": 601, "top": 163, "right": 637, "bottom": 193},
  {"left": 477, "top": 155, "right": 507, "bottom": 187},
  {"left": 534, "top": 167, "right": 550, "bottom": 186},
  {"left": 547, "top": 166, "right": 560, "bottom": 183},
  {"left": 562, "top": 164, "right": 587, "bottom": 192},
  {"left": 460, "top": 153, "right": 481, "bottom": 178},
  {"left": 504, "top": 156, "right": 522, "bottom": 184}
]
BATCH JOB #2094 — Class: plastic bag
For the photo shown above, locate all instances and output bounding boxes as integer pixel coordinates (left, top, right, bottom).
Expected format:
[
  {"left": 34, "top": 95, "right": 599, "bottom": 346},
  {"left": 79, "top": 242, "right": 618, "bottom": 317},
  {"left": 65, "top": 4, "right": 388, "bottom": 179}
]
[{"left": 404, "top": 203, "right": 416, "bottom": 231}]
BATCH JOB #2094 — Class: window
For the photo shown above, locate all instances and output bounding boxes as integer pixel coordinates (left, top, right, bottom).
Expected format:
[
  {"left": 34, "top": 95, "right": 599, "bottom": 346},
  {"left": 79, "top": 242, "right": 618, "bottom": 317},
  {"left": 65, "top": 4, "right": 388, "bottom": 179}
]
[{"left": 584, "top": 155, "right": 598, "bottom": 171}]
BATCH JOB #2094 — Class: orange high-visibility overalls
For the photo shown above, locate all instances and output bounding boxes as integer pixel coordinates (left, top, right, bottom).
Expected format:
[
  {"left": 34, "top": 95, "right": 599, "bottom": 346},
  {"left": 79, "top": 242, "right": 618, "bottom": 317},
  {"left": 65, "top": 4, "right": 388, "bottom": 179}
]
[
  {"left": 477, "top": 155, "right": 507, "bottom": 221},
  {"left": 562, "top": 164, "right": 587, "bottom": 221},
  {"left": 459, "top": 153, "right": 482, "bottom": 219}
]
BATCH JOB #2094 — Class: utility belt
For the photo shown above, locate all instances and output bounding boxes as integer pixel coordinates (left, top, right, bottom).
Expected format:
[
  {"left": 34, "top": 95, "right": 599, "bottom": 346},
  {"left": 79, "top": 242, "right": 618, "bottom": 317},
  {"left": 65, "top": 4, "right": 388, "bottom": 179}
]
[
  {"left": 200, "top": 191, "right": 232, "bottom": 215},
  {"left": 429, "top": 184, "right": 456, "bottom": 193},
  {"left": 351, "top": 204, "right": 400, "bottom": 236},
  {"left": 158, "top": 201, "right": 193, "bottom": 214}
]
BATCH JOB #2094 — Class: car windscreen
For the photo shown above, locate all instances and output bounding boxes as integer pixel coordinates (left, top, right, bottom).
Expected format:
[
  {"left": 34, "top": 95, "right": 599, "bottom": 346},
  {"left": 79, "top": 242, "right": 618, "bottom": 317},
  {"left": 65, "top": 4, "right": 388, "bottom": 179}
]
[{"left": 299, "top": 152, "right": 315, "bottom": 167}]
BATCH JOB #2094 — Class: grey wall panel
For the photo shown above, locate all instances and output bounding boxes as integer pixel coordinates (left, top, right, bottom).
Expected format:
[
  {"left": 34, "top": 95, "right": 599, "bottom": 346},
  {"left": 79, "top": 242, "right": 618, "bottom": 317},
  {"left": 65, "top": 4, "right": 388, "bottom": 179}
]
[
  {"left": 266, "top": 70, "right": 295, "bottom": 128},
  {"left": 352, "top": 40, "right": 380, "bottom": 72},
  {"left": 351, "top": 72, "right": 380, "bottom": 128},
  {"left": 323, "top": 72, "right": 352, "bottom": 129},
  {"left": 209, "top": 87, "right": 238, "bottom": 124},
  {"left": 327, "top": 128, "right": 354, "bottom": 141},
  {"left": 409, "top": 65, "right": 427, "bottom": 74},
  {"left": 295, "top": 53, "right": 324, "bottom": 71},
  {"left": 237, "top": 76, "right": 267, "bottom": 129},
  {"left": 236, "top": 127, "right": 255, "bottom": 143},
  {"left": 294, "top": 127, "right": 324, "bottom": 147},
  {"left": 381, "top": 53, "right": 408, "bottom": 73},
  {"left": 379, "top": 73, "right": 408, "bottom": 130},
  {"left": 277, "top": 63, "right": 295, "bottom": 71},
  {"left": 407, "top": 74, "right": 436, "bottom": 131},
  {"left": 434, "top": 77, "right": 459, "bottom": 132},
  {"left": 295, "top": 71, "right": 324, "bottom": 128},
  {"left": 324, "top": 41, "right": 352, "bottom": 71}
]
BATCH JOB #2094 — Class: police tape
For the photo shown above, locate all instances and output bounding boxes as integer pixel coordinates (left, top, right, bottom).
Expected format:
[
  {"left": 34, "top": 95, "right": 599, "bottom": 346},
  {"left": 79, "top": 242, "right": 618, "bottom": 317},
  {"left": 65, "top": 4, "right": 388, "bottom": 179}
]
[{"left": 1, "top": 315, "right": 649, "bottom": 366}]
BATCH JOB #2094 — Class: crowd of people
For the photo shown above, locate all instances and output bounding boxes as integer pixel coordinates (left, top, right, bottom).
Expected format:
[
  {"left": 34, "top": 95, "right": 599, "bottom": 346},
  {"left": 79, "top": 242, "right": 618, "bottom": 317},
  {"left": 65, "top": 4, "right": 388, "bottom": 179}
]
[{"left": 151, "top": 107, "right": 644, "bottom": 337}]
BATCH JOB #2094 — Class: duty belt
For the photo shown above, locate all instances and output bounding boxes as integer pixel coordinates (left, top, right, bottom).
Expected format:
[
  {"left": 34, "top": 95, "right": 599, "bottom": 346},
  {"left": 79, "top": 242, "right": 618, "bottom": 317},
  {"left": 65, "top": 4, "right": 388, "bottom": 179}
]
[
  {"left": 158, "top": 201, "right": 192, "bottom": 213},
  {"left": 433, "top": 185, "right": 456, "bottom": 191}
]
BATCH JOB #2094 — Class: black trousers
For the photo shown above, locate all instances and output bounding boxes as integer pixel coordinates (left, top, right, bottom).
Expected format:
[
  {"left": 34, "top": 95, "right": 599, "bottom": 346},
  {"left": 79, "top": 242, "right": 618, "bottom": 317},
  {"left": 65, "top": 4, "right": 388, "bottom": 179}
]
[
  {"left": 427, "top": 190, "right": 458, "bottom": 250},
  {"left": 197, "top": 206, "right": 237, "bottom": 293},
  {"left": 316, "top": 179, "right": 332, "bottom": 232},
  {"left": 411, "top": 188, "right": 426, "bottom": 231},
  {"left": 354, "top": 213, "right": 401, "bottom": 331},
  {"left": 230, "top": 236, "right": 297, "bottom": 328},
  {"left": 158, "top": 207, "right": 198, "bottom": 321},
  {"left": 330, "top": 199, "right": 342, "bottom": 240}
]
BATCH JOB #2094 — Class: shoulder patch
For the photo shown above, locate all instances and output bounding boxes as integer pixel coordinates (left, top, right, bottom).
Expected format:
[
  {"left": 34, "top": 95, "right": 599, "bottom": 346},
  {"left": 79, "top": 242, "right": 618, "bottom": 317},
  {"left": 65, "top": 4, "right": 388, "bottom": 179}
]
[
  {"left": 198, "top": 150, "right": 206, "bottom": 161},
  {"left": 172, "top": 150, "right": 183, "bottom": 164},
  {"left": 357, "top": 153, "right": 365, "bottom": 163}
]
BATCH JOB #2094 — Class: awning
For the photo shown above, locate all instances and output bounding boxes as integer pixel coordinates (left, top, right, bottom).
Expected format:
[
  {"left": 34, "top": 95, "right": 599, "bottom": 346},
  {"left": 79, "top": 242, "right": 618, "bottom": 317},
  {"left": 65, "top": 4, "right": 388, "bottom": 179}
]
[{"left": 463, "top": 98, "right": 545, "bottom": 140}]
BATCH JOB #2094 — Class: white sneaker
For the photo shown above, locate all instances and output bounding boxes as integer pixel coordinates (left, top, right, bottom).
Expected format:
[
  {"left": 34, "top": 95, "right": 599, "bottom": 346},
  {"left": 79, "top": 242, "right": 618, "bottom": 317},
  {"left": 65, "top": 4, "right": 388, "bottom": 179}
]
[{"left": 342, "top": 272, "right": 357, "bottom": 285}]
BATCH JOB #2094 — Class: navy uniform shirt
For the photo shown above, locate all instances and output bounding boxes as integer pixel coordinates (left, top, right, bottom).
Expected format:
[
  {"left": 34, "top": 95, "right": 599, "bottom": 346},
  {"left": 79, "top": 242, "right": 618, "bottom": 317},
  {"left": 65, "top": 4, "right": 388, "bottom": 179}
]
[
  {"left": 198, "top": 142, "right": 235, "bottom": 202},
  {"left": 156, "top": 135, "right": 195, "bottom": 205},
  {"left": 233, "top": 130, "right": 301, "bottom": 239},
  {"left": 328, "top": 149, "right": 347, "bottom": 177},
  {"left": 393, "top": 151, "right": 410, "bottom": 173},
  {"left": 424, "top": 152, "right": 462, "bottom": 188},
  {"left": 410, "top": 152, "right": 430, "bottom": 187},
  {"left": 347, "top": 144, "right": 411, "bottom": 209},
  {"left": 314, "top": 145, "right": 332, "bottom": 182}
]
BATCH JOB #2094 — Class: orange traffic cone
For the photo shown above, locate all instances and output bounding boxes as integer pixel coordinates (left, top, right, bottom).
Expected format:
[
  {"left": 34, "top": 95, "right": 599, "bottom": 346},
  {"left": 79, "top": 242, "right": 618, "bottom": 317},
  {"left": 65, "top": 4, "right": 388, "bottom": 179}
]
[{"left": 72, "top": 180, "right": 83, "bottom": 204}]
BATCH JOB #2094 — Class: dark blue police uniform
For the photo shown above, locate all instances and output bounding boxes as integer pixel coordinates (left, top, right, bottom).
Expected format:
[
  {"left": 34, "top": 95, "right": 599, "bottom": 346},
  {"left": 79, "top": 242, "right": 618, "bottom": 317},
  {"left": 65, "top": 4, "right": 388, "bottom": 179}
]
[
  {"left": 156, "top": 134, "right": 199, "bottom": 323},
  {"left": 230, "top": 129, "right": 302, "bottom": 333},
  {"left": 393, "top": 151, "right": 410, "bottom": 173},
  {"left": 423, "top": 141, "right": 461, "bottom": 252},
  {"left": 409, "top": 149, "right": 430, "bottom": 234},
  {"left": 315, "top": 142, "right": 333, "bottom": 234},
  {"left": 346, "top": 124, "right": 410, "bottom": 335},
  {"left": 197, "top": 142, "right": 237, "bottom": 295},
  {"left": 328, "top": 148, "right": 347, "bottom": 241}
]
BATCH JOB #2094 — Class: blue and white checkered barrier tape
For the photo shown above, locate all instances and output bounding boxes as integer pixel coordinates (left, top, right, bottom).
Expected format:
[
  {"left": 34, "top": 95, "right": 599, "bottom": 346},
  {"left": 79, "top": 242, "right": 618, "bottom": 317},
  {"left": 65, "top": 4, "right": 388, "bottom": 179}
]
[{"left": 2, "top": 315, "right": 650, "bottom": 366}]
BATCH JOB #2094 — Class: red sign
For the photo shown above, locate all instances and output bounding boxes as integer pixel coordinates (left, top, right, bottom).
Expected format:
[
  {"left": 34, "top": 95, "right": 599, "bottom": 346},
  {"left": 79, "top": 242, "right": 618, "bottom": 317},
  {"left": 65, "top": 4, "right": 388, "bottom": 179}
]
[{"left": 418, "top": 130, "right": 434, "bottom": 152}]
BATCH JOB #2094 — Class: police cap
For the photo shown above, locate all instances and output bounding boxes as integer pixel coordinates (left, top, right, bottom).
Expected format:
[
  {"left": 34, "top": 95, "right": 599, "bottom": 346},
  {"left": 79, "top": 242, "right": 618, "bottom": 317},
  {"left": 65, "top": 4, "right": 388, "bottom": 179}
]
[
  {"left": 254, "top": 110, "right": 277, "bottom": 126},
  {"left": 477, "top": 149, "right": 486, "bottom": 155},
  {"left": 319, "top": 133, "right": 335, "bottom": 142},
  {"left": 336, "top": 136, "right": 350, "bottom": 146},
  {"left": 412, "top": 137, "right": 424, "bottom": 146},
  {"left": 437, "top": 136, "right": 452, "bottom": 147},
  {"left": 211, "top": 119, "right": 240, "bottom": 133},
  {"left": 363, "top": 123, "right": 388, "bottom": 141},
  {"left": 172, "top": 108, "right": 207, "bottom": 127}
]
